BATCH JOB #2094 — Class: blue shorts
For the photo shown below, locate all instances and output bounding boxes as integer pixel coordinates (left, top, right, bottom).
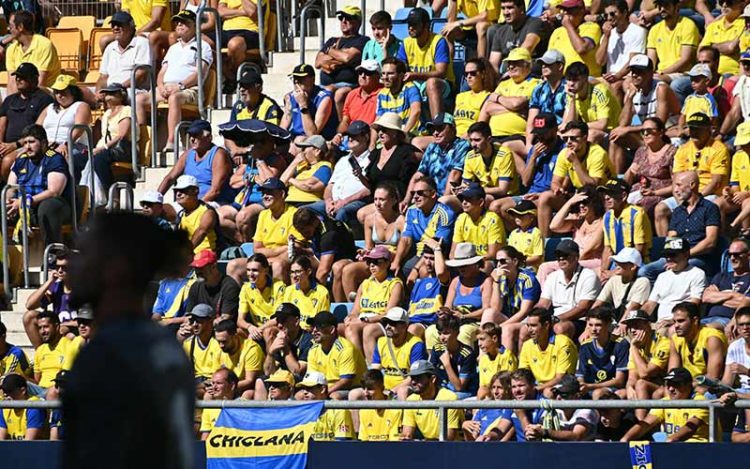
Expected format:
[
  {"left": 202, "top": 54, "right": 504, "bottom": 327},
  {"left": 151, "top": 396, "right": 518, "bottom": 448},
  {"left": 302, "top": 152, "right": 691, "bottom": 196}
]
[
  {"left": 701, "top": 316, "right": 731, "bottom": 327},
  {"left": 413, "top": 79, "right": 452, "bottom": 102}
]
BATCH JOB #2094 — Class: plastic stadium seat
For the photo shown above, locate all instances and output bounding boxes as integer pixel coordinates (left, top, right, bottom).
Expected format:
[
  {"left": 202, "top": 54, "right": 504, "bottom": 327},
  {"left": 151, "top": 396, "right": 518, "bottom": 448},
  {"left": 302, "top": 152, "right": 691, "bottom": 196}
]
[
  {"left": 331, "top": 302, "right": 354, "bottom": 322},
  {"left": 88, "top": 27, "right": 113, "bottom": 71},
  {"left": 354, "top": 240, "right": 366, "bottom": 249},
  {"left": 649, "top": 236, "right": 665, "bottom": 262},
  {"left": 721, "top": 249, "right": 733, "bottom": 273},
  {"left": 58, "top": 15, "right": 96, "bottom": 53},
  {"left": 0, "top": 71, "right": 7, "bottom": 87},
  {"left": 46, "top": 28, "right": 84, "bottom": 75},
  {"left": 544, "top": 237, "right": 571, "bottom": 262},
  {"left": 241, "top": 243, "right": 255, "bottom": 257}
]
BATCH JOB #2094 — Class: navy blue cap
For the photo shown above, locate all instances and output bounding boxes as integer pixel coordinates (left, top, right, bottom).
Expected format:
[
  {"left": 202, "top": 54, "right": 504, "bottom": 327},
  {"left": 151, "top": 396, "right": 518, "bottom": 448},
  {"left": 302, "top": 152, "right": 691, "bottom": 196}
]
[
  {"left": 187, "top": 119, "right": 211, "bottom": 135},
  {"left": 259, "top": 177, "right": 286, "bottom": 192},
  {"left": 345, "top": 120, "right": 370, "bottom": 137},
  {"left": 12, "top": 63, "right": 39, "bottom": 79},
  {"left": 110, "top": 11, "right": 135, "bottom": 26},
  {"left": 457, "top": 182, "right": 485, "bottom": 201}
]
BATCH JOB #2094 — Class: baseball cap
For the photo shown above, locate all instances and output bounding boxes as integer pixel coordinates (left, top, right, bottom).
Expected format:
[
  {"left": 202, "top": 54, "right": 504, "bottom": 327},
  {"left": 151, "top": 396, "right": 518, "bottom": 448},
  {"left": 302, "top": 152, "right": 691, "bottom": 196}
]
[
  {"left": 408, "top": 359, "right": 437, "bottom": 377},
  {"left": 531, "top": 113, "right": 558, "bottom": 134},
  {"left": 258, "top": 177, "right": 286, "bottom": 192},
  {"left": 265, "top": 370, "right": 295, "bottom": 387},
  {"left": 289, "top": 64, "right": 315, "bottom": 78},
  {"left": 610, "top": 247, "right": 643, "bottom": 267},
  {"left": 559, "top": 0, "right": 585, "bottom": 8},
  {"left": 336, "top": 5, "right": 361, "bottom": 18},
  {"left": 407, "top": 7, "right": 430, "bottom": 26},
  {"left": 628, "top": 54, "right": 653, "bottom": 71},
  {"left": 239, "top": 68, "right": 263, "bottom": 87},
  {"left": 187, "top": 119, "right": 211, "bottom": 136},
  {"left": 12, "top": 63, "right": 39, "bottom": 80},
  {"left": 189, "top": 303, "right": 214, "bottom": 318},
  {"left": 296, "top": 135, "right": 327, "bottom": 150},
  {"left": 363, "top": 245, "right": 392, "bottom": 262},
  {"left": 173, "top": 174, "right": 199, "bottom": 190},
  {"left": 345, "top": 120, "right": 370, "bottom": 137},
  {"left": 425, "top": 112, "right": 455, "bottom": 130},
  {"left": 663, "top": 237, "right": 690, "bottom": 255},
  {"left": 76, "top": 307, "right": 94, "bottom": 321},
  {"left": 664, "top": 367, "right": 693, "bottom": 385},
  {"left": 356, "top": 59, "right": 381, "bottom": 74},
  {"left": 744, "top": 4, "right": 750, "bottom": 17},
  {"left": 688, "top": 63, "right": 712, "bottom": 80},
  {"left": 686, "top": 112, "right": 711, "bottom": 128},
  {"left": 297, "top": 371, "right": 327, "bottom": 388},
  {"left": 742, "top": 50, "right": 750, "bottom": 62},
  {"left": 736, "top": 122, "right": 750, "bottom": 146},
  {"left": 552, "top": 374, "right": 580, "bottom": 395},
  {"left": 597, "top": 179, "right": 631, "bottom": 195},
  {"left": 172, "top": 9, "right": 196, "bottom": 23},
  {"left": 384, "top": 306, "right": 409, "bottom": 323},
  {"left": 191, "top": 249, "right": 217, "bottom": 268},
  {"left": 457, "top": 182, "right": 486, "bottom": 201},
  {"left": 555, "top": 239, "right": 580, "bottom": 256},
  {"left": 100, "top": 82, "right": 126, "bottom": 94},
  {"left": 50, "top": 74, "right": 77, "bottom": 91},
  {"left": 110, "top": 11, "right": 135, "bottom": 26},
  {"left": 271, "top": 303, "right": 301, "bottom": 322},
  {"left": 507, "top": 199, "right": 537, "bottom": 216},
  {"left": 53, "top": 370, "right": 69, "bottom": 386},
  {"left": 140, "top": 190, "right": 164, "bottom": 204},
  {"left": 504, "top": 47, "right": 531, "bottom": 63},
  {"left": 307, "top": 311, "right": 338, "bottom": 328},
  {"left": 620, "top": 309, "right": 651, "bottom": 324},
  {"left": 537, "top": 49, "right": 565, "bottom": 65}
]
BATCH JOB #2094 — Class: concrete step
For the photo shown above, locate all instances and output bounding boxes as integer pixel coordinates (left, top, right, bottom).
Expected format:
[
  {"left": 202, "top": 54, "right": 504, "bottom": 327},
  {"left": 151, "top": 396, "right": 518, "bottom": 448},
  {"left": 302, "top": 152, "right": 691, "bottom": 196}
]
[
  {"left": 2, "top": 310, "right": 25, "bottom": 331},
  {"left": 133, "top": 167, "right": 175, "bottom": 205},
  {"left": 269, "top": 50, "right": 320, "bottom": 73},
  {"left": 11, "top": 288, "right": 36, "bottom": 313},
  {"left": 5, "top": 331, "right": 32, "bottom": 353}
]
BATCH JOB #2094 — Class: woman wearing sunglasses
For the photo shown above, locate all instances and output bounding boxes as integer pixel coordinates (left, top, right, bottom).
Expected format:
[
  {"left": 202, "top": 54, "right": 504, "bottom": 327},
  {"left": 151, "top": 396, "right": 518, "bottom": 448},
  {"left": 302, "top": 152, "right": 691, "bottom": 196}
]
[
  {"left": 454, "top": 58, "right": 497, "bottom": 138},
  {"left": 278, "top": 255, "right": 330, "bottom": 329},
  {"left": 623, "top": 117, "right": 676, "bottom": 218}
]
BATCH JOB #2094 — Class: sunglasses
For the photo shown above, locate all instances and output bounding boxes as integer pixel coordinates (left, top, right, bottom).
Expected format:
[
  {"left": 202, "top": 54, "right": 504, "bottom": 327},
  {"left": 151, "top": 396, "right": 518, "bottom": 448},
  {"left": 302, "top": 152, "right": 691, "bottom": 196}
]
[
  {"left": 268, "top": 382, "right": 290, "bottom": 389},
  {"left": 188, "top": 316, "right": 210, "bottom": 324},
  {"left": 728, "top": 251, "right": 749, "bottom": 258},
  {"left": 496, "top": 258, "right": 510, "bottom": 265},
  {"left": 358, "top": 69, "right": 376, "bottom": 76},
  {"left": 56, "top": 265, "right": 68, "bottom": 271},
  {"left": 365, "top": 258, "right": 386, "bottom": 265},
  {"left": 640, "top": 128, "right": 659, "bottom": 136},
  {"left": 556, "top": 253, "right": 572, "bottom": 260},
  {"left": 743, "top": 62, "right": 750, "bottom": 68},
  {"left": 562, "top": 135, "right": 582, "bottom": 142},
  {"left": 382, "top": 320, "right": 402, "bottom": 327},
  {"left": 464, "top": 70, "right": 479, "bottom": 77},
  {"left": 412, "top": 189, "right": 433, "bottom": 198}
]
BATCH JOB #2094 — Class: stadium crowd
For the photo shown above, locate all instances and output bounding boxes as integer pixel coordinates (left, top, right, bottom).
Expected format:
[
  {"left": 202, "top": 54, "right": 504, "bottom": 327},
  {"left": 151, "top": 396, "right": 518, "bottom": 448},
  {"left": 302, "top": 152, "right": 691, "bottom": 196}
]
[{"left": 3, "top": 0, "right": 750, "bottom": 445}]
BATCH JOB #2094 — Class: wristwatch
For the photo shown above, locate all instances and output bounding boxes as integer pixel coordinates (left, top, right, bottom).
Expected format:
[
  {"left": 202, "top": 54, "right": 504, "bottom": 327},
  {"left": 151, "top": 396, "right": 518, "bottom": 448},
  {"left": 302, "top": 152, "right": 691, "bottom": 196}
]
[
  {"left": 300, "top": 107, "right": 309, "bottom": 114},
  {"left": 178, "top": 82, "right": 186, "bottom": 91}
]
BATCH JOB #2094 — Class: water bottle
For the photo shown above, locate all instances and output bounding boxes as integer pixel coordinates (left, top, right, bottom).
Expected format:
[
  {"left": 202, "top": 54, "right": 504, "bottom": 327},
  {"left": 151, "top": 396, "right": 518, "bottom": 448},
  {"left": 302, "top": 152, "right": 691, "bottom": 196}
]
[{"left": 287, "top": 235, "right": 295, "bottom": 260}]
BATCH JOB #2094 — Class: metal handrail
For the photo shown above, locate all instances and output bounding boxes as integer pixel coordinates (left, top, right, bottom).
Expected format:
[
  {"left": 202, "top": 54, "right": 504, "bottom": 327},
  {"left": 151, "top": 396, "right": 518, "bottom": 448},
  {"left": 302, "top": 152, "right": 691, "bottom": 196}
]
[
  {"left": 196, "top": 3, "right": 224, "bottom": 113},
  {"left": 1, "top": 184, "right": 30, "bottom": 298},
  {"left": 276, "top": 0, "right": 285, "bottom": 52},
  {"left": 106, "top": 182, "right": 134, "bottom": 212},
  {"left": 299, "top": 4, "right": 324, "bottom": 64},
  {"left": 257, "top": 0, "right": 267, "bottom": 66},
  {"left": 41, "top": 243, "right": 66, "bottom": 283},
  {"left": 130, "top": 64, "right": 158, "bottom": 174},
  {"left": 361, "top": 0, "right": 366, "bottom": 35},
  {"left": 173, "top": 120, "right": 194, "bottom": 160},
  {"left": 235, "top": 61, "right": 262, "bottom": 95},
  {"left": 67, "top": 125, "right": 95, "bottom": 223}
]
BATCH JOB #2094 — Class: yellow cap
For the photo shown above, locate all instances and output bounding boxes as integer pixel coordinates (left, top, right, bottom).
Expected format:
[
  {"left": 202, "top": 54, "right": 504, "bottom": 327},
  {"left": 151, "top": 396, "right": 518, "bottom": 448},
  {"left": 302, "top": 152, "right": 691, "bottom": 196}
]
[
  {"left": 50, "top": 74, "right": 77, "bottom": 91},
  {"left": 335, "top": 5, "right": 361, "bottom": 18},
  {"left": 504, "top": 48, "right": 532, "bottom": 63},
  {"left": 736, "top": 122, "right": 750, "bottom": 147},
  {"left": 265, "top": 369, "right": 295, "bottom": 387}
]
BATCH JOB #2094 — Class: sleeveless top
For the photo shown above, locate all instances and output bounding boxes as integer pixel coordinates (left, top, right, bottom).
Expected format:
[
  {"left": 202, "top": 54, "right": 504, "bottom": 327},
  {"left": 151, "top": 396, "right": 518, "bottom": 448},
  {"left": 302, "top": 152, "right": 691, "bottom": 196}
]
[
  {"left": 453, "top": 273, "right": 486, "bottom": 312},
  {"left": 289, "top": 85, "right": 339, "bottom": 139},
  {"left": 42, "top": 101, "right": 89, "bottom": 146},
  {"left": 632, "top": 80, "right": 665, "bottom": 125},
  {"left": 184, "top": 145, "right": 236, "bottom": 204},
  {"left": 371, "top": 223, "right": 401, "bottom": 250},
  {"left": 178, "top": 203, "right": 217, "bottom": 253}
]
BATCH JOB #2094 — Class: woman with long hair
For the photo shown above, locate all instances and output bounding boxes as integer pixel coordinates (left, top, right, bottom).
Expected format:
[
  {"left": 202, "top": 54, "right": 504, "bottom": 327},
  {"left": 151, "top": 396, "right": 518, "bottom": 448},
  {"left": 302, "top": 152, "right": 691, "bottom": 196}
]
[
  {"left": 237, "top": 253, "right": 286, "bottom": 342},
  {"left": 278, "top": 255, "right": 330, "bottom": 328},
  {"left": 454, "top": 58, "right": 498, "bottom": 138}
]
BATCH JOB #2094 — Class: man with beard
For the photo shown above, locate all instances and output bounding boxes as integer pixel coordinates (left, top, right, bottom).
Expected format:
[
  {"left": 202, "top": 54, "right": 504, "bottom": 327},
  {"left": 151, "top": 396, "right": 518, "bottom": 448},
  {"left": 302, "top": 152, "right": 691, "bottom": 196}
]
[
  {"left": 32, "top": 311, "right": 73, "bottom": 395},
  {"left": 358, "top": 369, "right": 403, "bottom": 441},
  {"left": 401, "top": 360, "right": 462, "bottom": 441},
  {"left": 229, "top": 69, "right": 282, "bottom": 125},
  {"left": 185, "top": 250, "right": 240, "bottom": 321},
  {"left": 376, "top": 57, "right": 422, "bottom": 136}
]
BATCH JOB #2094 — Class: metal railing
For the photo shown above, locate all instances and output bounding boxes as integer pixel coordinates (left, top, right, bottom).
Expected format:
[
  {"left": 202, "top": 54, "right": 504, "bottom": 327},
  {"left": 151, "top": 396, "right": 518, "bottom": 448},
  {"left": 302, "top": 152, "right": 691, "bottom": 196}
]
[
  {"left": 299, "top": 3, "right": 324, "bottom": 64},
  {"left": 173, "top": 121, "right": 194, "bottom": 159},
  {"left": 235, "top": 61, "right": 263, "bottom": 95},
  {"left": 1, "top": 185, "right": 30, "bottom": 296},
  {"left": 196, "top": 2, "right": 223, "bottom": 112},
  {"left": 257, "top": 0, "right": 267, "bottom": 66},
  {"left": 276, "top": 0, "right": 287, "bottom": 52},
  {"left": 106, "top": 182, "right": 134, "bottom": 212},
  {"left": 130, "top": 65, "right": 158, "bottom": 174},
  {"left": 41, "top": 243, "right": 67, "bottom": 283},
  {"left": 67, "top": 125, "right": 95, "bottom": 225}
]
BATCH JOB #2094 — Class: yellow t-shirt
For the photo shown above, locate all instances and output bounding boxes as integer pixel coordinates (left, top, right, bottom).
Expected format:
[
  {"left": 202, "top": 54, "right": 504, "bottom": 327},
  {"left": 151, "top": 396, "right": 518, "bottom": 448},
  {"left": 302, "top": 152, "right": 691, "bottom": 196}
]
[
  {"left": 122, "top": 0, "right": 172, "bottom": 31},
  {"left": 214, "top": 338, "right": 265, "bottom": 380},
  {"left": 478, "top": 347, "right": 518, "bottom": 388},
  {"left": 403, "top": 388, "right": 462, "bottom": 440},
  {"left": 452, "top": 210, "right": 505, "bottom": 257},
  {"left": 62, "top": 335, "right": 86, "bottom": 371},
  {"left": 671, "top": 326, "right": 728, "bottom": 379},
  {"left": 602, "top": 205, "right": 653, "bottom": 253},
  {"left": 508, "top": 227, "right": 544, "bottom": 260},
  {"left": 358, "top": 408, "right": 403, "bottom": 441},
  {"left": 649, "top": 394, "right": 710, "bottom": 442},
  {"left": 457, "top": 0, "right": 500, "bottom": 23},
  {"left": 568, "top": 82, "right": 621, "bottom": 130},
  {"left": 6, "top": 34, "right": 61, "bottom": 87},
  {"left": 489, "top": 76, "right": 540, "bottom": 136},
  {"left": 279, "top": 282, "right": 330, "bottom": 330},
  {"left": 0, "top": 396, "right": 46, "bottom": 440},
  {"left": 627, "top": 333, "right": 670, "bottom": 372},
  {"left": 312, "top": 409, "right": 354, "bottom": 441},
  {"left": 200, "top": 408, "right": 221, "bottom": 434},
  {"left": 401, "top": 33, "right": 455, "bottom": 84},
  {"left": 220, "top": 0, "right": 264, "bottom": 32},
  {"left": 307, "top": 336, "right": 365, "bottom": 387},
  {"left": 33, "top": 336, "right": 73, "bottom": 388},
  {"left": 646, "top": 17, "right": 700, "bottom": 73},
  {"left": 183, "top": 336, "right": 221, "bottom": 379},
  {"left": 238, "top": 279, "right": 286, "bottom": 326},
  {"left": 374, "top": 333, "right": 425, "bottom": 390},
  {"left": 179, "top": 203, "right": 217, "bottom": 254},
  {"left": 682, "top": 93, "right": 719, "bottom": 120},
  {"left": 462, "top": 142, "right": 519, "bottom": 195},
  {"left": 672, "top": 139, "right": 730, "bottom": 196},
  {"left": 549, "top": 22, "right": 602, "bottom": 76},
  {"left": 286, "top": 161, "right": 332, "bottom": 203},
  {"left": 359, "top": 276, "right": 403, "bottom": 316},
  {"left": 699, "top": 16, "right": 744, "bottom": 75},
  {"left": 519, "top": 333, "right": 578, "bottom": 384},
  {"left": 553, "top": 144, "right": 613, "bottom": 189},
  {"left": 730, "top": 149, "right": 750, "bottom": 192},
  {"left": 254, "top": 204, "right": 300, "bottom": 249},
  {"left": 454, "top": 90, "right": 490, "bottom": 136}
]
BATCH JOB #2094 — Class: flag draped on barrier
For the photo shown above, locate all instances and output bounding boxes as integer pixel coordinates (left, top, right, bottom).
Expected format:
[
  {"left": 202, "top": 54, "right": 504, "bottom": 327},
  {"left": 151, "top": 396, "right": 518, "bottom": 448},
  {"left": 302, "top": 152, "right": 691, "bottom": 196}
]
[
  {"left": 628, "top": 441, "right": 654, "bottom": 469},
  {"left": 205, "top": 402, "right": 324, "bottom": 469}
]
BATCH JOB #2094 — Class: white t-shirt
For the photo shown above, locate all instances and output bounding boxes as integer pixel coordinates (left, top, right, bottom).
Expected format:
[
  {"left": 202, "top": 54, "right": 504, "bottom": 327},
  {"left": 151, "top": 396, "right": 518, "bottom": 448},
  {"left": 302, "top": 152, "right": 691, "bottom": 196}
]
[
  {"left": 100, "top": 36, "right": 151, "bottom": 86},
  {"left": 607, "top": 24, "right": 647, "bottom": 75},
  {"left": 541, "top": 267, "right": 601, "bottom": 317},
  {"left": 727, "top": 338, "right": 750, "bottom": 391},
  {"left": 648, "top": 266, "right": 706, "bottom": 321},
  {"left": 552, "top": 408, "right": 600, "bottom": 440},
  {"left": 162, "top": 37, "right": 214, "bottom": 85},
  {"left": 596, "top": 275, "right": 651, "bottom": 309},
  {"left": 733, "top": 75, "right": 750, "bottom": 122},
  {"left": 329, "top": 150, "right": 371, "bottom": 201}
]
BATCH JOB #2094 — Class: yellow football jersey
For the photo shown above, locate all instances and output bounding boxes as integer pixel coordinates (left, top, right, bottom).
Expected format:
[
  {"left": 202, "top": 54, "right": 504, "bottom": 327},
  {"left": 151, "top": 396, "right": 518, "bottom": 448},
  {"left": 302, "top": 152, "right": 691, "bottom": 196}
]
[
  {"left": 627, "top": 333, "right": 671, "bottom": 372},
  {"left": 489, "top": 76, "right": 540, "bottom": 136},
  {"left": 671, "top": 327, "right": 728, "bottom": 379},
  {"left": 462, "top": 142, "right": 520, "bottom": 195},
  {"left": 518, "top": 333, "right": 578, "bottom": 384},
  {"left": 307, "top": 336, "right": 366, "bottom": 386},
  {"left": 649, "top": 394, "right": 710, "bottom": 442},
  {"left": 214, "top": 338, "right": 265, "bottom": 380},
  {"left": 183, "top": 336, "right": 221, "bottom": 379},
  {"left": 311, "top": 409, "right": 355, "bottom": 441},
  {"left": 553, "top": 144, "right": 613, "bottom": 189},
  {"left": 646, "top": 17, "right": 700, "bottom": 73},
  {"left": 279, "top": 282, "right": 330, "bottom": 330},
  {"left": 403, "top": 388, "right": 462, "bottom": 440},
  {"left": 358, "top": 408, "right": 403, "bottom": 441},
  {"left": 34, "top": 337, "right": 73, "bottom": 388},
  {"left": 359, "top": 276, "right": 403, "bottom": 316},
  {"left": 238, "top": 279, "right": 286, "bottom": 326},
  {"left": 672, "top": 139, "right": 729, "bottom": 196},
  {"left": 730, "top": 150, "right": 750, "bottom": 192},
  {"left": 452, "top": 210, "right": 506, "bottom": 257},
  {"left": 254, "top": 204, "right": 300, "bottom": 250},
  {"left": 549, "top": 22, "right": 602, "bottom": 76},
  {"left": 478, "top": 347, "right": 519, "bottom": 387},
  {"left": 454, "top": 90, "right": 490, "bottom": 136}
]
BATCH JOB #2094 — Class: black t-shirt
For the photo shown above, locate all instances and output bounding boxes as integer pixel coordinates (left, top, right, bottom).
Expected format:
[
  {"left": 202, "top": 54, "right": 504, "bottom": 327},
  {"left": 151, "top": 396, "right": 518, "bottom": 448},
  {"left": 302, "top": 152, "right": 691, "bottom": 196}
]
[
  {"left": 365, "top": 143, "right": 418, "bottom": 202},
  {"left": 313, "top": 214, "right": 357, "bottom": 261},
  {"left": 319, "top": 34, "right": 370, "bottom": 86},
  {"left": 62, "top": 319, "right": 194, "bottom": 469},
  {"left": 0, "top": 88, "right": 54, "bottom": 143},
  {"left": 490, "top": 17, "right": 546, "bottom": 58},
  {"left": 271, "top": 328, "right": 313, "bottom": 381},
  {"left": 186, "top": 275, "right": 240, "bottom": 317},
  {"left": 596, "top": 410, "right": 638, "bottom": 441}
]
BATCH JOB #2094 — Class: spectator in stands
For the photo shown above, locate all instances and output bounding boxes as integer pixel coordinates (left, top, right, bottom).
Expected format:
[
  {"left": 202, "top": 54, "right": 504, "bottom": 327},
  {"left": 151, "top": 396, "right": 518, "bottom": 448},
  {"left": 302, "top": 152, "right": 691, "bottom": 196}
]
[
  {"left": 199, "top": 368, "right": 239, "bottom": 439},
  {"left": 723, "top": 307, "right": 750, "bottom": 392},
  {"left": 32, "top": 310, "right": 72, "bottom": 394},
  {"left": 307, "top": 311, "right": 365, "bottom": 399},
  {"left": 177, "top": 303, "right": 218, "bottom": 391},
  {"left": 475, "top": 325, "right": 517, "bottom": 400},
  {"left": 646, "top": 172, "right": 721, "bottom": 281},
  {"left": 96, "top": 11, "right": 151, "bottom": 93},
  {"left": 505, "top": 200, "right": 544, "bottom": 271},
  {"left": 248, "top": 178, "right": 297, "bottom": 280},
  {"left": 720, "top": 51, "right": 750, "bottom": 139},
  {"left": 596, "top": 0, "right": 647, "bottom": 102},
  {"left": 334, "top": 61, "right": 382, "bottom": 138},
  {"left": 358, "top": 369, "right": 403, "bottom": 441},
  {"left": 429, "top": 316, "right": 478, "bottom": 398},
  {"left": 406, "top": 239, "right": 450, "bottom": 337},
  {"left": 61, "top": 308, "right": 94, "bottom": 372},
  {"left": 488, "top": 0, "right": 545, "bottom": 70},
  {"left": 610, "top": 56, "right": 680, "bottom": 175},
  {"left": 538, "top": 186, "right": 604, "bottom": 283},
  {"left": 229, "top": 68, "right": 282, "bottom": 125},
  {"left": 149, "top": 0, "right": 219, "bottom": 60},
  {"left": 24, "top": 249, "right": 76, "bottom": 348},
  {"left": 280, "top": 64, "right": 338, "bottom": 144},
  {"left": 527, "top": 51, "right": 567, "bottom": 137},
  {"left": 174, "top": 175, "right": 221, "bottom": 253},
  {"left": 454, "top": 58, "right": 497, "bottom": 138},
  {"left": 122, "top": 0, "right": 171, "bottom": 38},
  {"left": 669, "top": 301, "right": 727, "bottom": 381},
  {"left": 237, "top": 253, "right": 286, "bottom": 340},
  {"left": 158, "top": 119, "right": 234, "bottom": 206},
  {"left": 406, "top": 113, "right": 468, "bottom": 201},
  {"left": 152, "top": 235, "right": 195, "bottom": 324},
  {"left": 141, "top": 190, "right": 172, "bottom": 230},
  {"left": 391, "top": 176, "right": 456, "bottom": 277},
  {"left": 577, "top": 307, "right": 629, "bottom": 398},
  {"left": 593, "top": 248, "right": 651, "bottom": 320},
  {"left": 622, "top": 309, "right": 669, "bottom": 413},
  {"left": 721, "top": 123, "right": 750, "bottom": 229},
  {"left": 278, "top": 255, "right": 331, "bottom": 328},
  {"left": 4, "top": 10, "right": 60, "bottom": 94},
  {"left": 316, "top": 6, "right": 369, "bottom": 118},
  {"left": 0, "top": 374, "right": 46, "bottom": 440},
  {"left": 481, "top": 48, "right": 540, "bottom": 143},
  {"left": 263, "top": 370, "right": 295, "bottom": 401},
  {"left": 675, "top": 65, "right": 720, "bottom": 133},
  {"left": 0, "top": 0, "right": 44, "bottom": 37},
  {"left": 48, "top": 370, "right": 67, "bottom": 440},
  {"left": 480, "top": 368, "right": 545, "bottom": 441},
  {"left": 363, "top": 11, "right": 402, "bottom": 63},
  {"left": 281, "top": 135, "right": 332, "bottom": 206},
  {"left": 376, "top": 58, "right": 422, "bottom": 137},
  {"left": 527, "top": 374, "right": 599, "bottom": 441},
  {"left": 0, "top": 320, "right": 32, "bottom": 379},
  {"left": 401, "top": 360, "right": 462, "bottom": 441},
  {"left": 6, "top": 124, "right": 72, "bottom": 246},
  {"left": 452, "top": 183, "right": 505, "bottom": 267},
  {"left": 370, "top": 307, "right": 427, "bottom": 396},
  {"left": 562, "top": 62, "right": 621, "bottom": 147},
  {"left": 92, "top": 83, "right": 135, "bottom": 194},
  {"left": 185, "top": 249, "right": 240, "bottom": 321},
  {"left": 538, "top": 121, "right": 613, "bottom": 237},
  {"left": 142, "top": 10, "right": 213, "bottom": 152},
  {"left": 291, "top": 207, "right": 357, "bottom": 285},
  {"left": 214, "top": 319, "right": 264, "bottom": 398},
  {"left": 0, "top": 63, "right": 54, "bottom": 179},
  {"left": 622, "top": 367, "right": 710, "bottom": 442},
  {"left": 441, "top": 0, "right": 499, "bottom": 58},
  {"left": 396, "top": 8, "right": 453, "bottom": 118},
  {"left": 699, "top": 0, "right": 744, "bottom": 76},
  {"left": 299, "top": 371, "right": 355, "bottom": 441},
  {"left": 440, "top": 243, "right": 493, "bottom": 340},
  {"left": 518, "top": 308, "right": 578, "bottom": 393},
  {"left": 218, "top": 0, "right": 262, "bottom": 83},
  {"left": 623, "top": 116, "right": 677, "bottom": 219},
  {"left": 647, "top": 0, "right": 700, "bottom": 103},
  {"left": 519, "top": 113, "right": 565, "bottom": 212},
  {"left": 702, "top": 238, "right": 750, "bottom": 329},
  {"left": 548, "top": 0, "right": 602, "bottom": 76}
]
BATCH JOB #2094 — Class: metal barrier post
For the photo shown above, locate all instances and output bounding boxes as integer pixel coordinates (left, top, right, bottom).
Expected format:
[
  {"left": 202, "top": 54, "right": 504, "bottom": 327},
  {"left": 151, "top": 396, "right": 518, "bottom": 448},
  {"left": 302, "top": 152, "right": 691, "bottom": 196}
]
[
  {"left": 206, "top": 8, "right": 223, "bottom": 108},
  {"left": 106, "top": 182, "right": 134, "bottom": 212},
  {"left": 235, "top": 62, "right": 262, "bottom": 95},
  {"left": 276, "top": 0, "right": 285, "bottom": 52},
  {"left": 1, "top": 184, "right": 30, "bottom": 296},
  {"left": 438, "top": 405, "right": 446, "bottom": 442},
  {"left": 257, "top": 0, "right": 267, "bottom": 66},
  {"left": 173, "top": 121, "right": 193, "bottom": 161},
  {"left": 196, "top": 0, "right": 208, "bottom": 117},
  {"left": 130, "top": 64, "right": 158, "bottom": 174},
  {"left": 708, "top": 405, "right": 716, "bottom": 443},
  {"left": 196, "top": 5, "right": 224, "bottom": 110},
  {"left": 42, "top": 243, "right": 66, "bottom": 282},
  {"left": 68, "top": 125, "right": 95, "bottom": 223},
  {"left": 361, "top": 0, "right": 366, "bottom": 35},
  {"left": 381, "top": 0, "right": 385, "bottom": 11}
]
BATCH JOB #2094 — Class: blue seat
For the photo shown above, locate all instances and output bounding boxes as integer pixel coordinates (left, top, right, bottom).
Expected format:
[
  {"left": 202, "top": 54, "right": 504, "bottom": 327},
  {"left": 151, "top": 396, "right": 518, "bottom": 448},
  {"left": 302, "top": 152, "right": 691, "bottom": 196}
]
[
  {"left": 331, "top": 302, "right": 354, "bottom": 322},
  {"left": 430, "top": 18, "right": 447, "bottom": 34},
  {"left": 544, "top": 237, "right": 572, "bottom": 262},
  {"left": 649, "top": 236, "right": 666, "bottom": 262},
  {"left": 392, "top": 23, "right": 409, "bottom": 41},
  {"left": 354, "top": 240, "right": 366, "bottom": 249},
  {"left": 240, "top": 242, "right": 254, "bottom": 257},
  {"left": 720, "top": 249, "right": 734, "bottom": 273}
]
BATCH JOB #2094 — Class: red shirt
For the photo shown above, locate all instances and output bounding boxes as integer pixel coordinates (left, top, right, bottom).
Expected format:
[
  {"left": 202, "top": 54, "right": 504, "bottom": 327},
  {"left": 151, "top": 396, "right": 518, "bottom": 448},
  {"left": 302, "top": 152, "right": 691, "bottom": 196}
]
[{"left": 342, "top": 85, "right": 382, "bottom": 125}]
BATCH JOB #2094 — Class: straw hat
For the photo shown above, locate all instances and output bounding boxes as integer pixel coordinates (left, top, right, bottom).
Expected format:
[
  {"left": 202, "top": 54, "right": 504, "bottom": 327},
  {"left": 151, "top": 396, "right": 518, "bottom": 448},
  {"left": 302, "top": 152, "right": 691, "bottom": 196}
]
[
  {"left": 445, "top": 243, "right": 484, "bottom": 268},
  {"left": 372, "top": 112, "right": 407, "bottom": 137}
]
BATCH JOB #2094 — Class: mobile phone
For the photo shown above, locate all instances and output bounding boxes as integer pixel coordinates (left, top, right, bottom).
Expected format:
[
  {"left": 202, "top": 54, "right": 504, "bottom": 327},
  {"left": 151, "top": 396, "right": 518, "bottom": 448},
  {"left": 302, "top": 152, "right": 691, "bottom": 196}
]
[{"left": 348, "top": 155, "right": 360, "bottom": 172}]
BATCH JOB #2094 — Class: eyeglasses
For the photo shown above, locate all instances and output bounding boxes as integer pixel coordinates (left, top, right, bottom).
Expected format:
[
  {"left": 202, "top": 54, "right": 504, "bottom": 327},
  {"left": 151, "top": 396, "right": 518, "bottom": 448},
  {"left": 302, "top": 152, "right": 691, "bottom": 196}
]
[
  {"left": 464, "top": 70, "right": 478, "bottom": 77},
  {"left": 358, "top": 69, "right": 376, "bottom": 76},
  {"left": 188, "top": 316, "right": 210, "bottom": 324},
  {"left": 562, "top": 135, "right": 582, "bottom": 142},
  {"left": 728, "top": 251, "right": 749, "bottom": 258},
  {"left": 640, "top": 128, "right": 659, "bottom": 136}
]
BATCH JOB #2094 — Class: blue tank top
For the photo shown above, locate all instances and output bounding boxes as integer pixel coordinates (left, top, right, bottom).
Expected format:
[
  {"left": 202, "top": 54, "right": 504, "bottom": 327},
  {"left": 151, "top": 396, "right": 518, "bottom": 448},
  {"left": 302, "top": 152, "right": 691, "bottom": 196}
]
[
  {"left": 453, "top": 273, "right": 486, "bottom": 311},
  {"left": 184, "top": 145, "right": 236, "bottom": 204},
  {"left": 289, "top": 85, "right": 339, "bottom": 139}
]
